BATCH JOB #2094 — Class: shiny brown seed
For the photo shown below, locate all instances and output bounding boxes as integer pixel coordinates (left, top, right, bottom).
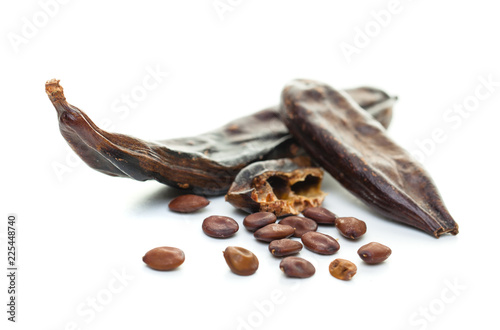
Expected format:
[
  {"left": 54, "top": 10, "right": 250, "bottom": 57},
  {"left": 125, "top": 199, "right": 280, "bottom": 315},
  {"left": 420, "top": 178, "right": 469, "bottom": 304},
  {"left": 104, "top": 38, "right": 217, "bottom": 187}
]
[
  {"left": 329, "top": 259, "right": 357, "bottom": 280},
  {"left": 335, "top": 217, "right": 367, "bottom": 239},
  {"left": 254, "top": 224, "right": 295, "bottom": 242},
  {"left": 303, "top": 207, "right": 338, "bottom": 225},
  {"left": 357, "top": 242, "right": 392, "bottom": 264},
  {"left": 280, "top": 257, "right": 315, "bottom": 278},
  {"left": 279, "top": 216, "right": 318, "bottom": 238},
  {"left": 202, "top": 215, "right": 239, "bottom": 238},
  {"left": 168, "top": 194, "right": 210, "bottom": 213},
  {"left": 301, "top": 231, "right": 340, "bottom": 255},
  {"left": 223, "top": 246, "right": 259, "bottom": 276},
  {"left": 269, "top": 239, "right": 303, "bottom": 257},
  {"left": 142, "top": 246, "right": 185, "bottom": 271},
  {"left": 243, "top": 212, "right": 277, "bottom": 231}
]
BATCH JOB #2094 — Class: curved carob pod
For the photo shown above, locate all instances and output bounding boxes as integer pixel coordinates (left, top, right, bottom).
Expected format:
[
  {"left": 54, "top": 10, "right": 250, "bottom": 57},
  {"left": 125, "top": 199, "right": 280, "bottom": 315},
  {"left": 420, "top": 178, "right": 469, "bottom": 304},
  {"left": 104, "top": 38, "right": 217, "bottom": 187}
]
[
  {"left": 225, "top": 157, "right": 326, "bottom": 217},
  {"left": 279, "top": 79, "right": 458, "bottom": 238},
  {"left": 46, "top": 79, "right": 395, "bottom": 196}
]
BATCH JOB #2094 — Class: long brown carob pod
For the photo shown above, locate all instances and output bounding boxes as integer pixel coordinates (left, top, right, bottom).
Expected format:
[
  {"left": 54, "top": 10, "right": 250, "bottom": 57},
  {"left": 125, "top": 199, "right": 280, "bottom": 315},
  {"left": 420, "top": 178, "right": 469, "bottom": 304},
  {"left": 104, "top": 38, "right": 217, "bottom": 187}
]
[
  {"left": 46, "top": 79, "right": 395, "bottom": 196},
  {"left": 280, "top": 79, "right": 458, "bottom": 238}
]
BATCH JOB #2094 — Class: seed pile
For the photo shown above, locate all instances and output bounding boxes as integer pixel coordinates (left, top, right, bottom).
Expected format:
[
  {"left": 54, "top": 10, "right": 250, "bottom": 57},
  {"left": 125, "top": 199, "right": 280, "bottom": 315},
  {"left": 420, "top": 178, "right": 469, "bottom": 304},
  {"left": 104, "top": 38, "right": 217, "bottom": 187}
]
[{"left": 144, "top": 197, "right": 391, "bottom": 280}]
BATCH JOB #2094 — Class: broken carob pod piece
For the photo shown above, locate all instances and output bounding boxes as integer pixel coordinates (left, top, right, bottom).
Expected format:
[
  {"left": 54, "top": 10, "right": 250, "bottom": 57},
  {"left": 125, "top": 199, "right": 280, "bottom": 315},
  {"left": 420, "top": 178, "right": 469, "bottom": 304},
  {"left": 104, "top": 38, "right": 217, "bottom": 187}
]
[
  {"left": 46, "top": 79, "right": 396, "bottom": 196},
  {"left": 280, "top": 79, "right": 459, "bottom": 238},
  {"left": 225, "top": 157, "right": 326, "bottom": 217}
]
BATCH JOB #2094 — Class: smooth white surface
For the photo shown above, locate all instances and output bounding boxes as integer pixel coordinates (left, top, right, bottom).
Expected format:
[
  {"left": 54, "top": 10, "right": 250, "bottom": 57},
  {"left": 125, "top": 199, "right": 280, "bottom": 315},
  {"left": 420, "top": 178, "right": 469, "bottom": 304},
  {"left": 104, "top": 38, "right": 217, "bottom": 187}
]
[{"left": 1, "top": 1, "right": 499, "bottom": 329}]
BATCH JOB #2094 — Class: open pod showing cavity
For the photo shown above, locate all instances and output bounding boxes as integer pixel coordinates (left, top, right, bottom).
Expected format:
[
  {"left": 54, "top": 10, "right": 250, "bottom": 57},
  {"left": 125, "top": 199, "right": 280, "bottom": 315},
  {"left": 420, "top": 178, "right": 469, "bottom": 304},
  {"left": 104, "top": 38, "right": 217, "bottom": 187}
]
[{"left": 225, "top": 157, "right": 326, "bottom": 217}]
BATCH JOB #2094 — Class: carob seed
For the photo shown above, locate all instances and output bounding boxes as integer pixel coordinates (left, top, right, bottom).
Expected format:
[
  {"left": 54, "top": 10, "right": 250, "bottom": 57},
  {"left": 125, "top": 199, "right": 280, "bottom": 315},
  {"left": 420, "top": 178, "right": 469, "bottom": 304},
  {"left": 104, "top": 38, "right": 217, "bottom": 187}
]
[
  {"left": 243, "top": 212, "right": 277, "bottom": 232},
  {"left": 329, "top": 259, "right": 357, "bottom": 280},
  {"left": 142, "top": 247, "right": 185, "bottom": 271},
  {"left": 357, "top": 242, "right": 392, "bottom": 264},
  {"left": 301, "top": 231, "right": 340, "bottom": 255},
  {"left": 269, "top": 239, "right": 303, "bottom": 257},
  {"left": 202, "top": 215, "right": 239, "bottom": 238},
  {"left": 223, "top": 246, "right": 259, "bottom": 276},
  {"left": 303, "top": 207, "right": 337, "bottom": 225},
  {"left": 254, "top": 224, "right": 295, "bottom": 242},
  {"left": 280, "top": 257, "right": 315, "bottom": 278},
  {"left": 279, "top": 216, "right": 318, "bottom": 238},
  {"left": 335, "top": 217, "right": 367, "bottom": 239},
  {"left": 168, "top": 194, "right": 210, "bottom": 213}
]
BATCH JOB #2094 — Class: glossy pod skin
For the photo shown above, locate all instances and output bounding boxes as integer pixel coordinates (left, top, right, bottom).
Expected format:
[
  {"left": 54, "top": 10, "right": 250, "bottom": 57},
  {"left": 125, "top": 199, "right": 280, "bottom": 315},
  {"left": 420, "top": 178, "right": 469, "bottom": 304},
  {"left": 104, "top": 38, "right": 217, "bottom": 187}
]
[
  {"left": 225, "top": 157, "right": 326, "bottom": 217},
  {"left": 46, "top": 79, "right": 396, "bottom": 196},
  {"left": 280, "top": 79, "right": 459, "bottom": 238},
  {"left": 343, "top": 86, "right": 395, "bottom": 129}
]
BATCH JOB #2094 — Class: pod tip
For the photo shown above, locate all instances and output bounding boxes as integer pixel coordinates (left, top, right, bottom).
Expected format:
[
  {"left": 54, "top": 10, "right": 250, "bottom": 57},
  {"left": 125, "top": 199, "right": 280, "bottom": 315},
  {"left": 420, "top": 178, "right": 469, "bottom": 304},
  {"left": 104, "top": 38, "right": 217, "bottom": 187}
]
[{"left": 45, "top": 79, "right": 65, "bottom": 102}]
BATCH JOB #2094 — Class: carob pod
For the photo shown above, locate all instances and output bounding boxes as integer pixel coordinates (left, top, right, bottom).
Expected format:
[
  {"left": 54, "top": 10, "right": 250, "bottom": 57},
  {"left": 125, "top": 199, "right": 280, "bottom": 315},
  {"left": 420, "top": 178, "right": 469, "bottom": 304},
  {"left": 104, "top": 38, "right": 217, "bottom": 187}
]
[
  {"left": 225, "top": 157, "right": 326, "bottom": 217},
  {"left": 279, "top": 79, "right": 459, "bottom": 238},
  {"left": 46, "top": 79, "right": 396, "bottom": 196},
  {"left": 46, "top": 80, "right": 296, "bottom": 196},
  {"left": 343, "top": 86, "right": 395, "bottom": 129}
]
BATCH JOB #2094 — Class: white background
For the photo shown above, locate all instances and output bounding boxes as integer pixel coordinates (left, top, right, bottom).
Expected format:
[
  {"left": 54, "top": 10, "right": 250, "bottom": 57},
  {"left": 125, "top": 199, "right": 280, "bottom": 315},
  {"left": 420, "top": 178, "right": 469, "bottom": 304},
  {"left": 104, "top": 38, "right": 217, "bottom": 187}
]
[{"left": 2, "top": 1, "right": 500, "bottom": 329}]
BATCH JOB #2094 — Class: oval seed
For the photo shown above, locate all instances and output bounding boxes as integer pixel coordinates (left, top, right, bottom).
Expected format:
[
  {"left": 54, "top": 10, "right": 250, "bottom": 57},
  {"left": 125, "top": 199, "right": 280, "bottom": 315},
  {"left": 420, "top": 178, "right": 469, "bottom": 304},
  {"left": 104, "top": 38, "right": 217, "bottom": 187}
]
[
  {"left": 223, "top": 246, "right": 259, "bottom": 276},
  {"left": 301, "top": 231, "right": 340, "bottom": 255},
  {"left": 142, "top": 246, "right": 185, "bottom": 271},
  {"left": 168, "top": 194, "right": 210, "bottom": 213},
  {"left": 279, "top": 216, "right": 318, "bottom": 238},
  {"left": 335, "top": 217, "right": 367, "bottom": 239},
  {"left": 280, "top": 257, "right": 315, "bottom": 278},
  {"left": 269, "top": 239, "right": 303, "bottom": 257},
  {"left": 254, "top": 224, "right": 295, "bottom": 242},
  {"left": 357, "top": 242, "right": 392, "bottom": 264},
  {"left": 243, "top": 212, "right": 277, "bottom": 231},
  {"left": 329, "top": 259, "right": 357, "bottom": 280},
  {"left": 303, "top": 207, "right": 337, "bottom": 225},
  {"left": 202, "top": 215, "right": 239, "bottom": 238}
]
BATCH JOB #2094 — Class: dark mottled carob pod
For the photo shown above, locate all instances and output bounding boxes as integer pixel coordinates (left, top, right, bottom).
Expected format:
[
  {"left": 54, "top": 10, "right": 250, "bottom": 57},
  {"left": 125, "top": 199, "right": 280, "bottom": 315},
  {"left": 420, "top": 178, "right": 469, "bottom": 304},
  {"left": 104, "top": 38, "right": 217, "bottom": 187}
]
[
  {"left": 343, "top": 86, "right": 396, "bottom": 129},
  {"left": 46, "top": 79, "right": 298, "bottom": 196},
  {"left": 279, "top": 79, "right": 458, "bottom": 238},
  {"left": 46, "top": 79, "right": 396, "bottom": 196},
  {"left": 225, "top": 157, "right": 325, "bottom": 217}
]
